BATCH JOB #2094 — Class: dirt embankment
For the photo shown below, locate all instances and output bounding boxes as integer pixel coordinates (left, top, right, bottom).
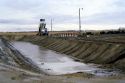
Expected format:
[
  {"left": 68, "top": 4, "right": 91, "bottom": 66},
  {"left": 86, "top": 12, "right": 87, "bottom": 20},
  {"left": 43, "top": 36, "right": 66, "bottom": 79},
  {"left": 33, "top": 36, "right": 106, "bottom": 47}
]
[
  {"left": 0, "top": 38, "right": 42, "bottom": 73},
  {"left": 2, "top": 35, "right": 125, "bottom": 70}
]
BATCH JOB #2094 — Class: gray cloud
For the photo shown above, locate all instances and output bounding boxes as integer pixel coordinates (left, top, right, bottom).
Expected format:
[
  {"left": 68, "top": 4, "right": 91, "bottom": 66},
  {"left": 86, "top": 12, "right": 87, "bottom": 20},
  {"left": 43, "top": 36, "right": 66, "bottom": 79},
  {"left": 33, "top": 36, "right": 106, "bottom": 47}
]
[
  {"left": 0, "top": 0, "right": 42, "bottom": 11},
  {"left": 85, "top": 11, "right": 125, "bottom": 25},
  {"left": 0, "top": 0, "right": 125, "bottom": 31},
  {"left": 1, "top": 11, "right": 125, "bottom": 26},
  {"left": 34, "top": 14, "right": 78, "bottom": 24},
  {"left": 0, "top": 19, "right": 37, "bottom": 25}
]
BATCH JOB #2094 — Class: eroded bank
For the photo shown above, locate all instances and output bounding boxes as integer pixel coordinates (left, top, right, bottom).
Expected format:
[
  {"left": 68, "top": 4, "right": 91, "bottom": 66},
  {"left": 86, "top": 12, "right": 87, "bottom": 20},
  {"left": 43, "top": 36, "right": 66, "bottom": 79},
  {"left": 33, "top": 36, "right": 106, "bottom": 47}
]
[{"left": 1, "top": 35, "right": 125, "bottom": 71}]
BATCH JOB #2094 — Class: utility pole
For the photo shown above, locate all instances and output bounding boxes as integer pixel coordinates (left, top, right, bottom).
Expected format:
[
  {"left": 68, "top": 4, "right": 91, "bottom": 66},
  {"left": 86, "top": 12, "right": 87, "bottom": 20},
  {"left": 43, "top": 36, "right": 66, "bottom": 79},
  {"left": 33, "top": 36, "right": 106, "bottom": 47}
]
[
  {"left": 51, "top": 19, "right": 53, "bottom": 31},
  {"left": 79, "top": 8, "right": 83, "bottom": 34}
]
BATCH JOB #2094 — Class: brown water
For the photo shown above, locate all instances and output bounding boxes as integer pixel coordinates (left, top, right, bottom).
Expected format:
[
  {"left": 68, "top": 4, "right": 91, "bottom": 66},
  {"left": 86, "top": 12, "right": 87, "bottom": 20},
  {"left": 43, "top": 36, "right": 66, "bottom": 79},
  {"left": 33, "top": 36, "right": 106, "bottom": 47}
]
[{"left": 12, "top": 41, "right": 121, "bottom": 76}]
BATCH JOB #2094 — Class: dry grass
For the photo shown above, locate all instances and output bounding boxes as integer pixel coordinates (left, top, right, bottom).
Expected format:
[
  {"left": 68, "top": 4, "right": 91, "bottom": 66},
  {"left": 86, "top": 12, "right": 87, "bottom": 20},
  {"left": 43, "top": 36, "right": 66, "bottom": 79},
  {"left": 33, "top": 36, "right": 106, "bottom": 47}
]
[{"left": 0, "top": 32, "right": 38, "bottom": 36}]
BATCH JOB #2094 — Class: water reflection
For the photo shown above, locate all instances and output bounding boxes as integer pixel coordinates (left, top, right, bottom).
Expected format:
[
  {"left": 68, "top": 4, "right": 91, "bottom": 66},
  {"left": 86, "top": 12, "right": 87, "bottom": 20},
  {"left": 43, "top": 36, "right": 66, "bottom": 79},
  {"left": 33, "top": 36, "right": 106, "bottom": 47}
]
[{"left": 12, "top": 41, "right": 120, "bottom": 76}]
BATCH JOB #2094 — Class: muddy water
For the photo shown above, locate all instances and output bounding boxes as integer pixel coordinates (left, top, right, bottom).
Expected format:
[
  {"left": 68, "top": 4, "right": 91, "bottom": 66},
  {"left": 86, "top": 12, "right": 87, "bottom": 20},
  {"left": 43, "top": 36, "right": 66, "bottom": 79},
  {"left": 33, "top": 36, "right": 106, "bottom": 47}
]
[{"left": 12, "top": 41, "right": 120, "bottom": 76}]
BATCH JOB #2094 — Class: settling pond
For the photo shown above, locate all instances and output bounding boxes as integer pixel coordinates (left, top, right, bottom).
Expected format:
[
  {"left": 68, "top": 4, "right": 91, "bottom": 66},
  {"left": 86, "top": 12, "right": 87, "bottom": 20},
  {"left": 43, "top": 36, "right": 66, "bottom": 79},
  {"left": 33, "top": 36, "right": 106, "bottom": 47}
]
[{"left": 12, "top": 41, "right": 120, "bottom": 76}]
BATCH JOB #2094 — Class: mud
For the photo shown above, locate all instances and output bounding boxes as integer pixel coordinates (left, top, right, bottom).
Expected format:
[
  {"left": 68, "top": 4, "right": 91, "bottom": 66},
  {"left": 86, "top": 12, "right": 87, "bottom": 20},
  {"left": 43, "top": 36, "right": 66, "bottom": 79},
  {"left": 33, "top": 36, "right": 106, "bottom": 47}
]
[
  {"left": 0, "top": 35, "right": 125, "bottom": 83},
  {"left": 15, "top": 35, "right": 125, "bottom": 71}
]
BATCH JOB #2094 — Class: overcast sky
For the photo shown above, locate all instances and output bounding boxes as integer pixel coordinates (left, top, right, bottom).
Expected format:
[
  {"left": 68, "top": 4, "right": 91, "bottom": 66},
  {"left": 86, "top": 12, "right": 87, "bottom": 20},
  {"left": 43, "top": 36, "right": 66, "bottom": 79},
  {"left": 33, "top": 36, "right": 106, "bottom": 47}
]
[{"left": 0, "top": 0, "right": 125, "bottom": 31}]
